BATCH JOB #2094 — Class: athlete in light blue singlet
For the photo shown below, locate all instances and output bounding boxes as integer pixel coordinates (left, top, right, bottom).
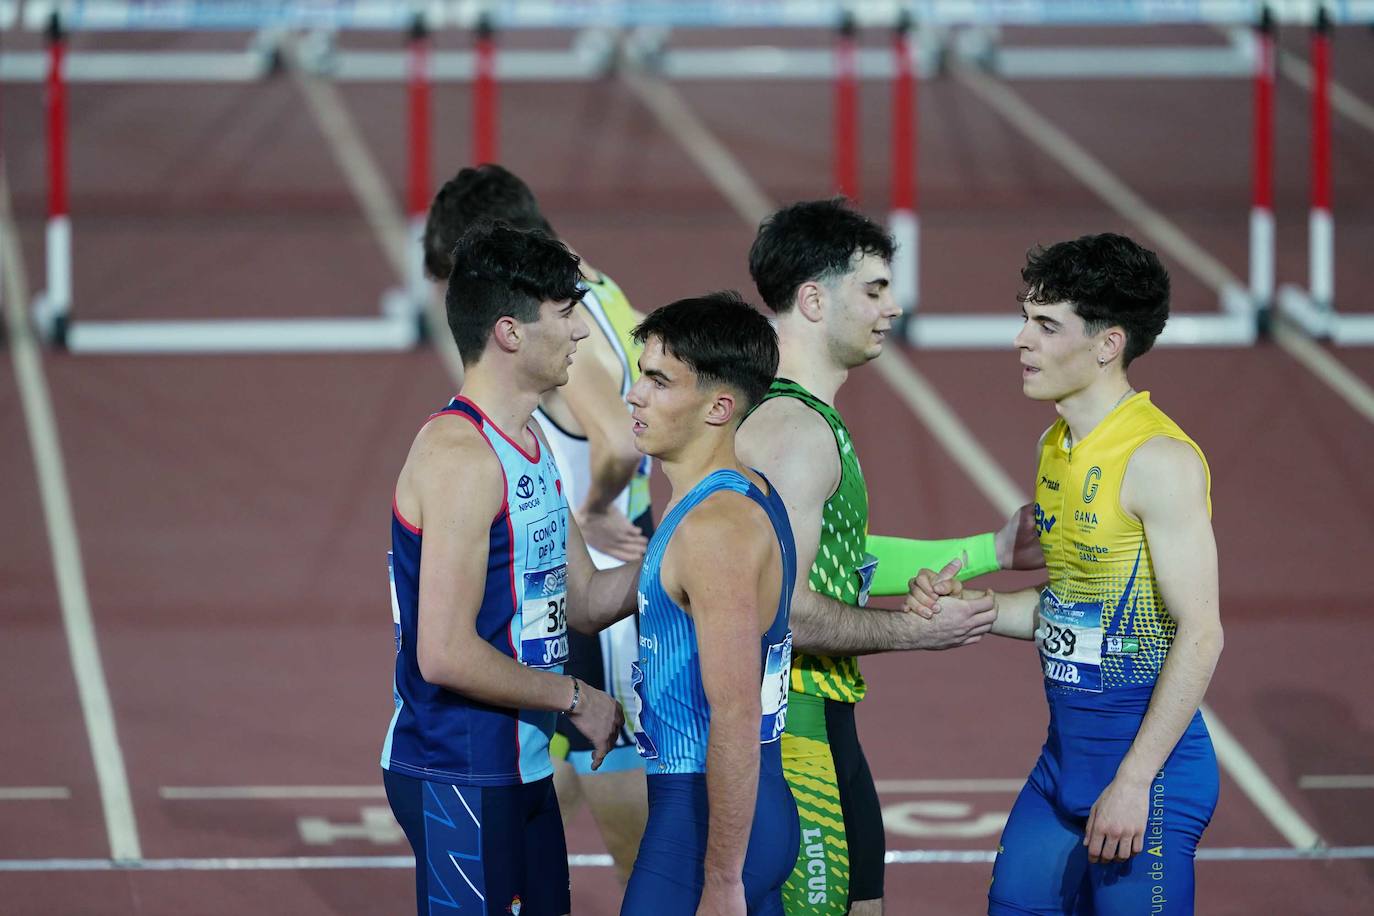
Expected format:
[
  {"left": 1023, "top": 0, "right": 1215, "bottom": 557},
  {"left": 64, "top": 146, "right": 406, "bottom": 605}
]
[{"left": 612, "top": 292, "right": 800, "bottom": 916}]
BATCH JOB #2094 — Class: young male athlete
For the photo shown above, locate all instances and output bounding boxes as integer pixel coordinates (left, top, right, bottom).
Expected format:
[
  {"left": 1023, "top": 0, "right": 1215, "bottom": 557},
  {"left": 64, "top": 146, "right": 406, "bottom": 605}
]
[
  {"left": 423, "top": 164, "right": 650, "bottom": 880},
  {"left": 384, "top": 222, "right": 641, "bottom": 916},
  {"left": 909, "top": 234, "right": 1224, "bottom": 914},
  {"left": 737, "top": 199, "right": 1040, "bottom": 915},
  {"left": 614, "top": 292, "right": 799, "bottom": 915}
]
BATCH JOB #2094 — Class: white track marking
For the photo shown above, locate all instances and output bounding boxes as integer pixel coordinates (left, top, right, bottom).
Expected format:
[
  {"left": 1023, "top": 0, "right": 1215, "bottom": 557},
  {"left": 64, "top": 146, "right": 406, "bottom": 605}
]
[
  {"left": 1, "top": 164, "right": 142, "bottom": 861},
  {"left": 0, "top": 787, "right": 72, "bottom": 801},
  {"left": 623, "top": 67, "right": 1325, "bottom": 851},
  {"left": 160, "top": 786, "right": 387, "bottom": 800},
  {"left": 953, "top": 62, "right": 1374, "bottom": 428},
  {"left": 285, "top": 40, "right": 464, "bottom": 384},
  {"left": 876, "top": 779, "right": 1026, "bottom": 793},
  {"left": 3, "top": 847, "right": 1373, "bottom": 872},
  {"left": 1300, "top": 775, "right": 1374, "bottom": 790}
]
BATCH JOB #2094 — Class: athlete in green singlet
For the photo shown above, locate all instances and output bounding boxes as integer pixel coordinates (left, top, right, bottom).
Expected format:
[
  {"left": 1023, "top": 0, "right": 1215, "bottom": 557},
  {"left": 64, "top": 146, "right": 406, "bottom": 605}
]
[{"left": 738, "top": 199, "right": 1043, "bottom": 915}]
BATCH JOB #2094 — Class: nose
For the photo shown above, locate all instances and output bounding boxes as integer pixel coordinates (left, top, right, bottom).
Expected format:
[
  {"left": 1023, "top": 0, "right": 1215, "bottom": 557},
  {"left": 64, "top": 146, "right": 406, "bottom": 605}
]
[
  {"left": 626, "top": 377, "right": 647, "bottom": 408},
  {"left": 880, "top": 289, "right": 902, "bottom": 320},
  {"left": 1013, "top": 321, "right": 1034, "bottom": 351},
  {"left": 572, "top": 313, "right": 590, "bottom": 342}
]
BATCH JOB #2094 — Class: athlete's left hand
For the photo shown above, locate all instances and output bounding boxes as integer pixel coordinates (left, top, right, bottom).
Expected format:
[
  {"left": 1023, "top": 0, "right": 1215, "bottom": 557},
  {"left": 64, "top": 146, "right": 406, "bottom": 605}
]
[{"left": 1084, "top": 774, "right": 1150, "bottom": 863}]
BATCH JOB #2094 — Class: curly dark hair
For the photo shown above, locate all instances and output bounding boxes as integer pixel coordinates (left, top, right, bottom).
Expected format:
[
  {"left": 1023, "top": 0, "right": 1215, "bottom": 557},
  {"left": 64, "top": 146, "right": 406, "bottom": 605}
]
[
  {"left": 446, "top": 221, "right": 584, "bottom": 366},
  {"left": 1019, "top": 233, "right": 1170, "bottom": 367},
  {"left": 632, "top": 291, "right": 779, "bottom": 415},
  {"left": 424, "top": 163, "right": 555, "bottom": 281},
  {"left": 748, "top": 198, "right": 895, "bottom": 315}
]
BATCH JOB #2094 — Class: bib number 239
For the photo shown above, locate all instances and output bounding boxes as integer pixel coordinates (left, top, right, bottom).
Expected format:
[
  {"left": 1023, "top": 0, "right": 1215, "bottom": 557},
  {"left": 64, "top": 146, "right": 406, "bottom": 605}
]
[{"left": 1036, "top": 589, "right": 1103, "bottom": 692}]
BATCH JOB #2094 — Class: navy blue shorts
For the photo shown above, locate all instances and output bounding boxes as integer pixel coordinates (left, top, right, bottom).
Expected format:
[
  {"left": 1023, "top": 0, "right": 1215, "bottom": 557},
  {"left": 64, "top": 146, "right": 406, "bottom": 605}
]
[
  {"left": 621, "top": 759, "right": 799, "bottom": 915},
  {"left": 988, "top": 697, "right": 1219, "bottom": 915},
  {"left": 384, "top": 769, "right": 570, "bottom": 916}
]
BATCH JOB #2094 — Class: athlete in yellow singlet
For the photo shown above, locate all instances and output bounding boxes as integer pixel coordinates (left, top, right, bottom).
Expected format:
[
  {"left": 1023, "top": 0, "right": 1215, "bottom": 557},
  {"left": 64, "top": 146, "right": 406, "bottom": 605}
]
[{"left": 910, "top": 234, "right": 1224, "bottom": 915}]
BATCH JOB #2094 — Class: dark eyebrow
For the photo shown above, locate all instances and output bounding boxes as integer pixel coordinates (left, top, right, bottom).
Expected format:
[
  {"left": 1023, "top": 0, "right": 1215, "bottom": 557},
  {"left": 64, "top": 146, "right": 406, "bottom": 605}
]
[
  {"left": 863, "top": 277, "right": 890, "bottom": 290},
  {"left": 642, "top": 367, "right": 672, "bottom": 385},
  {"left": 559, "top": 302, "right": 577, "bottom": 317},
  {"left": 1033, "top": 315, "right": 1061, "bottom": 329}
]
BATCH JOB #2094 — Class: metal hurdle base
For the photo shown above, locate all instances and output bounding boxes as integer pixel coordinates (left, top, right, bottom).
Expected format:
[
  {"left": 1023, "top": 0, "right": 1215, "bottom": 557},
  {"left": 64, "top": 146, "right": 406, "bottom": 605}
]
[
  {"left": 1278, "top": 286, "right": 1374, "bottom": 346},
  {"left": 903, "top": 283, "right": 1260, "bottom": 349},
  {"left": 33, "top": 287, "right": 426, "bottom": 355}
]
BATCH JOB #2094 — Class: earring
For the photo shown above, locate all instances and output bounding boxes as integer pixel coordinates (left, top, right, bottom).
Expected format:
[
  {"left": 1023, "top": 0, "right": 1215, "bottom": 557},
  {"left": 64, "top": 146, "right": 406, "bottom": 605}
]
[{"left": 1097, "top": 356, "right": 1107, "bottom": 367}]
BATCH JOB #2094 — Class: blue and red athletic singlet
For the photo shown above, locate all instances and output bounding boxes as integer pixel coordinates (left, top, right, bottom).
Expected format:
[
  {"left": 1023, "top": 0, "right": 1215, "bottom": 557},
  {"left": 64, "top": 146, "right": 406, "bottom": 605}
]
[{"left": 383, "top": 395, "right": 570, "bottom": 786}]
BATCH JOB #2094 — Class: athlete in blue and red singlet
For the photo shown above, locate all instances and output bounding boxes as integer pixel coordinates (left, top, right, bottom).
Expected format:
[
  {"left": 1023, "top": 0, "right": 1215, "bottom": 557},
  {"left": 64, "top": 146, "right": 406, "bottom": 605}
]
[
  {"left": 383, "top": 223, "right": 641, "bottom": 916},
  {"left": 610, "top": 292, "right": 801, "bottom": 915}
]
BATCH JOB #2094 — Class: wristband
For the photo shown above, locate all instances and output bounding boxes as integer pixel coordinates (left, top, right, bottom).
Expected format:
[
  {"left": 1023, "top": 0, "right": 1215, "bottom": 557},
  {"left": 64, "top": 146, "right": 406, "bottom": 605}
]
[{"left": 565, "top": 676, "right": 581, "bottom": 715}]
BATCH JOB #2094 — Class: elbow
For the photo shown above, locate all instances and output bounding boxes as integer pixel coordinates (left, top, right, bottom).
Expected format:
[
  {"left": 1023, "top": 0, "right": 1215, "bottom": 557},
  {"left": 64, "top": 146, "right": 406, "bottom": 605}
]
[
  {"left": 417, "top": 641, "right": 469, "bottom": 693},
  {"left": 569, "top": 611, "right": 599, "bottom": 636}
]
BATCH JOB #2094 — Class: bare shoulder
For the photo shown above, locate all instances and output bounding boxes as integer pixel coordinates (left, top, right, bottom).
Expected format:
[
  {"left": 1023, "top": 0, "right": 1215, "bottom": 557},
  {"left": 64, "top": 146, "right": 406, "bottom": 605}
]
[
  {"left": 1122, "top": 436, "right": 1207, "bottom": 520},
  {"left": 400, "top": 415, "right": 503, "bottom": 524},
  {"left": 738, "top": 397, "right": 839, "bottom": 508},
  {"left": 672, "top": 490, "right": 772, "bottom": 567}
]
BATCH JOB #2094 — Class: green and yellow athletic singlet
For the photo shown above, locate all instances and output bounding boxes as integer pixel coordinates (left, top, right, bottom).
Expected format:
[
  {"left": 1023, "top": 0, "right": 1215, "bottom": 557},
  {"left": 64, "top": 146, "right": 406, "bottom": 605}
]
[
  {"left": 758, "top": 378, "right": 870, "bottom": 704},
  {"left": 1033, "top": 392, "right": 1211, "bottom": 695}
]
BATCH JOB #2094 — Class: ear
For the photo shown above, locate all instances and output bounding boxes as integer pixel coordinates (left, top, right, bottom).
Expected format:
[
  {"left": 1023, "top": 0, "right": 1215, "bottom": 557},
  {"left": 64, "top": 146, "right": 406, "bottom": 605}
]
[
  {"left": 1097, "top": 325, "right": 1127, "bottom": 367},
  {"left": 795, "top": 281, "right": 825, "bottom": 323},
  {"left": 704, "top": 389, "right": 738, "bottom": 428},
  {"left": 492, "top": 315, "right": 522, "bottom": 354}
]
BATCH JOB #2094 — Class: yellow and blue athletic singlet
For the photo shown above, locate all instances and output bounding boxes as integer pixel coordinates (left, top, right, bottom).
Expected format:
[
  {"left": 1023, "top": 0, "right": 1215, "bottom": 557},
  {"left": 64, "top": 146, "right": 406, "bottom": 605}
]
[
  {"left": 621, "top": 469, "right": 801, "bottom": 916},
  {"left": 989, "top": 393, "right": 1219, "bottom": 916},
  {"left": 382, "top": 396, "right": 573, "bottom": 916}
]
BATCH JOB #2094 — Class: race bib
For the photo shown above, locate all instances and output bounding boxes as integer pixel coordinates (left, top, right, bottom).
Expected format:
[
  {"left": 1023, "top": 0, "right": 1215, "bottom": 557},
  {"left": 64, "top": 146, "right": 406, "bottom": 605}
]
[
  {"left": 855, "top": 554, "right": 879, "bottom": 607},
  {"left": 629, "top": 661, "right": 659, "bottom": 759},
  {"left": 759, "top": 633, "right": 793, "bottom": 743},
  {"left": 1036, "top": 588, "right": 1103, "bottom": 692},
  {"left": 520, "top": 565, "right": 568, "bottom": 669}
]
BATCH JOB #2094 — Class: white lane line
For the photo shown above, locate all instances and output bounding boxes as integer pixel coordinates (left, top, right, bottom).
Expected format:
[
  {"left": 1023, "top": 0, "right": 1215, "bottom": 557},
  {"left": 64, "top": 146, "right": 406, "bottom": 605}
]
[
  {"left": 0, "top": 164, "right": 142, "bottom": 861},
  {"left": 283, "top": 40, "right": 464, "bottom": 385},
  {"left": 0, "top": 787, "right": 72, "bottom": 801},
  {"left": 3, "top": 847, "right": 1374, "bottom": 872},
  {"left": 624, "top": 67, "right": 1325, "bottom": 852},
  {"left": 160, "top": 786, "right": 386, "bottom": 801},
  {"left": 1300, "top": 775, "right": 1374, "bottom": 790},
  {"left": 1278, "top": 49, "right": 1374, "bottom": 136},
  {"left": 953, "top": 63, "right": 1374, "bottom": 428},
  {"left": 876, "top": 779, "right": 1026, "bottom": 794}
]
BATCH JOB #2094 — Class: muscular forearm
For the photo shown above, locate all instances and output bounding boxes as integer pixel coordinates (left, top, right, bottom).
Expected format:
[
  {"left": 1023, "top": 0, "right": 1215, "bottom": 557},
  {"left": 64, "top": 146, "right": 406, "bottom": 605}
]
[
  {"left": 866, "top": 533, "right": 999, "bottom": 597},
  {"left": 1115, "top": 619, "right": 1224, "bottom": 783},
  {"left": 704, "top": 705, "right": 759, "bottom": 880},
  {"left": 991, "top": 587, "right": 1042, "bottom": 640},
  {"left": 422, "top": 639, "right": 574, "bottom": 712},
  {"left": 568, "top": 561, "right": 640, "bottom": 634},
  {"left": 789, "top": 586, "right": 923, "bottom": 655}
]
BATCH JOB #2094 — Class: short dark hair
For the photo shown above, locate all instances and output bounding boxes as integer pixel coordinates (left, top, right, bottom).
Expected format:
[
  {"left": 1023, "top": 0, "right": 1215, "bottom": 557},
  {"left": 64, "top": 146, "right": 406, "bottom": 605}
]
[
  {"left": 748, "top": 198, "right": 895, "bottom": 314},
  {"left": 1019, "top": 233, "right": 1170, "bottom": 367},
  {"left": 424, "top": 163, "right": 556, "bottom": 281},
  {"left": 446, "top": 221, "right": 584, "bottom": 365},
  {"left": 632, "top": 291, "right": 779, "bottom": 415}
]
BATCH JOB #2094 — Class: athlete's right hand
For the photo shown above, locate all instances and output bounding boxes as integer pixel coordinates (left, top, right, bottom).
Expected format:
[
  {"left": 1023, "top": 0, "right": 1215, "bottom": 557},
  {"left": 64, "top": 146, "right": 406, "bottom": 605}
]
[
  {"left": 902, "top": 559, "right": 997, "bottom": 649},
  {"left": 569, "top": 683, "right": 625, "bottom": 770}
]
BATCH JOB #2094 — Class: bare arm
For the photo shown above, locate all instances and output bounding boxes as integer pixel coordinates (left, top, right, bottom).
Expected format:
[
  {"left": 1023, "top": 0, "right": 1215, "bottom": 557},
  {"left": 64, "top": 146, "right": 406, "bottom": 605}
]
[
  {"left": 563, "top": 501, "right": 641, "bottom": 635},
  {"left": 406, "top": 420, "right": 578, "bottom": 713},
  {"left": 1084, "top": 437, "right": 1223, "bottom": 863},
  {"left": 739, "top": 399, "right": 994, "bottom": 654},
  {"left": 667, "top": 496, "right": 773, "bottom": 911}
]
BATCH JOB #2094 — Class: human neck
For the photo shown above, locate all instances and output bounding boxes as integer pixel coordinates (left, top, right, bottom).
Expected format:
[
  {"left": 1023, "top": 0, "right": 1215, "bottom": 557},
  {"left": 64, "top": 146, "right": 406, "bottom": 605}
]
[
  {"left": 775, "top": 321, "right": 848, "bottom": 405},
  {"left": 659, "top": 431, "right": 745, "bottom": 504},
  {"left": 1057, "top": 374, "right": 1135, "bottom": 446},
  {"left": 459, "top": 369, "right": 544, "bottom": 441}
]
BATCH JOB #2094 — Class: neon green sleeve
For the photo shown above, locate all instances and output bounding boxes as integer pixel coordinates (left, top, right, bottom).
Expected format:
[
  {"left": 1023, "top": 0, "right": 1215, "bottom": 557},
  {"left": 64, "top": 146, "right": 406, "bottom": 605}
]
[{"left": 864, "top": 533, "right": 999, "bottom": 597}]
